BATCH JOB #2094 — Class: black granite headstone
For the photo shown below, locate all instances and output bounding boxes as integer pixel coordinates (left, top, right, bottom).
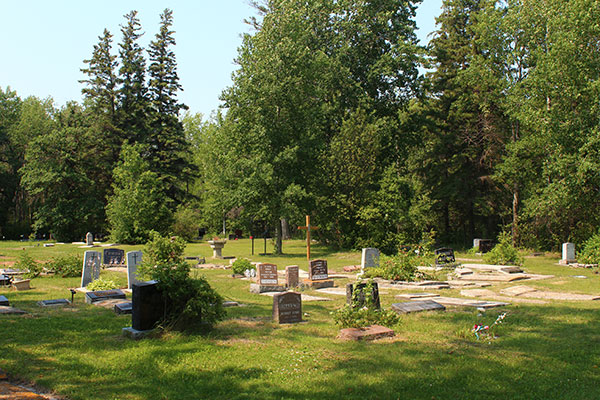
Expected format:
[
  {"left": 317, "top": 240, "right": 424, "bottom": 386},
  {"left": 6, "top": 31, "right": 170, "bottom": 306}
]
[
  {"left": 346, "top": 282, "right": 381, "bottom": 309},
  {"left": 103, "top": 248, "right": 125, "bottom": 265},
  {"left": 132, "top": 281, "right": 165, "bottom": 331},
  {"left": 85, "top": 289, "right": 126, "bottom": 304},
  {"left": 434, "top": 247, "right": 456, "bottom": 265},
  {"left": 478, "top": 239, "right": 494, "bottom": 253}
]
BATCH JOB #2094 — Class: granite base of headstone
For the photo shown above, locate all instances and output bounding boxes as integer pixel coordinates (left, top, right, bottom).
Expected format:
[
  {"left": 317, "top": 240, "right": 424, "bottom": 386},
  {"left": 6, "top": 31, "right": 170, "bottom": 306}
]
[
  {"left": 85, "top": 289, "right": 126, "bottom": 304},
  {"left": 391, "top": 300, "right": 446, "bottom": 314},
  {"left": 301, "top": 279, "right": 334, "bottom": 289},
  {"left": 249, "top": 283, "right": 287, "bottom": 294},
  {"left": 122, "top": 326, "right": 154, "bottom": 340},
  {"left": 114, "top": 301, "right": 132, "bottom": 315},
  {"left": 38, "top": 299, "right": 71, "bottom": 307},
  {"left": 132, "top": 281, "right": 164, "bottom": 331},
  {"left": 346, "top": 282, "right": 381, "bottom": 309},
  {"left": 273, "top": 292, "right": 302, "bottom": 323},
  {"left": 0, "top": 295, "right": 9, "bottom": 306}
]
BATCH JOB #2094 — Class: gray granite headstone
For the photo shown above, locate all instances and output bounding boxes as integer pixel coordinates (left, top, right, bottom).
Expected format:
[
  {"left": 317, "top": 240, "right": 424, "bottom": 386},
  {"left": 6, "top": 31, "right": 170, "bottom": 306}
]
[
  {"left": 361, "top": 248, "right": 380, "bottom": 269},
  {"left": 562, "top": 243, "right": 575, "bottom": 263},
  {"left": 126, "top": 251, "right": 143, "bottom": 289},
  {"left": 81, "top": 251, "right": 101, "bottom": 287},
  {"left": 86, "top": 232, "right": 94, "bottom": 245},
  {"left": 38, "top": 299, "right": 70, "bottom": 307},
  {"left": 391, "top": 300, "right": 446, "bottom": 314}
]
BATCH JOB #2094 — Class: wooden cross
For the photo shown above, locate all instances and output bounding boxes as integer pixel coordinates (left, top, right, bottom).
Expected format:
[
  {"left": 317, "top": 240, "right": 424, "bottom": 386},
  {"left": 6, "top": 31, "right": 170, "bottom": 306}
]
[{"left": 298, "top": 215, "right": 318, "bottom": 260}]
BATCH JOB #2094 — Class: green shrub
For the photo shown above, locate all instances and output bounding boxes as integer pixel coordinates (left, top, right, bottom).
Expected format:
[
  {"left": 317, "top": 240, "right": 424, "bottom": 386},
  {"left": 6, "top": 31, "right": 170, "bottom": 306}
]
[
  {"left": 16, "top": 252, "right": 42, "bottom": 279},
  {"left": 87, "top": 278, "right": 119, "bottom": 291},
  {"left": 231, "top": 258, "right": 254, "bottom": 275},
  {"left": 332, "top": 279, "right": 399, "bottom": 328},
  {"left": 579, "top": 232, "right": 600, "bottom": 264},
  {"left": 46, "top": 255, "right": 82, "bottom": 277},
  {"left": 483, "top": 231, "right": 524, "bottom": 266},
  {"left": 138, "top": 231, "right": 225, "bottom": 330},
  {"left": 171, "top": 205, "right": 201, "bottom": 241}
]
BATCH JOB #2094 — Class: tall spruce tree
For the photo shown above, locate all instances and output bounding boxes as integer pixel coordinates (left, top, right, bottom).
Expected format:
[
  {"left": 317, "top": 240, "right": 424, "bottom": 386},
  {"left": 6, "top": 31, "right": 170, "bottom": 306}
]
[{"left": 147, "top": 8, "right": 191, "bottom": 202}]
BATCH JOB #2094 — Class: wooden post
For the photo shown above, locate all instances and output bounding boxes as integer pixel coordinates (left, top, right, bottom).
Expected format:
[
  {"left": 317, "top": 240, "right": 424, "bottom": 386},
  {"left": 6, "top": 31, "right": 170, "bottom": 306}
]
[{"left": 298, "top": 215, "right": 318, "bottom": 260}]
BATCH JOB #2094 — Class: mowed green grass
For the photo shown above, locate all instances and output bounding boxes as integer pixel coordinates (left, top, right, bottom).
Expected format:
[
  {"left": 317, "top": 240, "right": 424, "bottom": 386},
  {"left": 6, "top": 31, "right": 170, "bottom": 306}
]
[{"left": 1, "top": 240, "right": 600, "bottom": 399}]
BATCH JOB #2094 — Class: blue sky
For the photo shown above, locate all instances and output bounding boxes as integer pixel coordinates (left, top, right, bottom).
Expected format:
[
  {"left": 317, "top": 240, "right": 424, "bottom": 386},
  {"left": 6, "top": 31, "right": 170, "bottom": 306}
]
[{"left": 0, "top": 0, "right": 442, "bottom": 119}]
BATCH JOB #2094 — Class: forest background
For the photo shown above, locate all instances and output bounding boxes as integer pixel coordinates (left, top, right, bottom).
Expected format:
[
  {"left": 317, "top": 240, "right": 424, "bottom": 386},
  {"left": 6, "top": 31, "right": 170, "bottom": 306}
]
[{"left": 1, "top": 0, "right": 599, "bottom": 254}]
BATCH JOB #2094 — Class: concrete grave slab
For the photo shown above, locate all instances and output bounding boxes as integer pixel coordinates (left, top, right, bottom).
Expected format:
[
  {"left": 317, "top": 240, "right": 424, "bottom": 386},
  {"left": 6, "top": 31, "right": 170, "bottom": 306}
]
[
  {"left": 429, "top": 297, "right": 509, "bottom": 309},
  {"left": 500, "top": 285, "right": 538, "bottom": 296},
  {"left": 391, "top": 300, "right": 446, "bottom": 314},
  {"left": 395, "top": 293, "right": 440, "bottom": 300},
  {"left": 459, "top": 289, "right": 496, "bottom": 298},
  {"left": 338, "top": 325, "right": 394, "bottom": 341}
]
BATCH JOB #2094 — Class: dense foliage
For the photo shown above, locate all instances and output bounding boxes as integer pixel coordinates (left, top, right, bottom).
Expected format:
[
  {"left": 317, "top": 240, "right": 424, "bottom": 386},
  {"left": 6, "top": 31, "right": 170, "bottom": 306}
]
[
  {"left": 2, "top": 1, "right": 600, "bottom": 251},
  {"left": 483, "top": 232, "right": 524, "bottom": 266}
]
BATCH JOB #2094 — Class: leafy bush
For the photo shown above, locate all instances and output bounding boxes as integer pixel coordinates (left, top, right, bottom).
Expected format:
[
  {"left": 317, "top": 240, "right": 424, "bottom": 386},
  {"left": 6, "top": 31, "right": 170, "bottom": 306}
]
[
  {"left": 483, "top": 231, "right": 524, "bottom": 266},
  {"left": 16, "top": 252, "right": 42, "bottom": 279},
  {"left": 171, "top": 205, "right": 201, "bottom": 241},
  {"left": 579, "top": 232, "right": 600, "bottom": 264},
  {"left": 138, "top": 231, "right": 225, "bottom": 330},
  {"left": 332, "top": 279, "right": 399, "bottom": 328},
  {"left": 363, "top": 253, "right": 420, "bottom": 281},
  {"left": 46, "top": 255, "right": 82, "bottom": 277},
  {"left": 87, "top": 278, "right": 119, "bottom": 291},
  {"left": 231, "top": 258, "right": 254, "bottom": 275}
]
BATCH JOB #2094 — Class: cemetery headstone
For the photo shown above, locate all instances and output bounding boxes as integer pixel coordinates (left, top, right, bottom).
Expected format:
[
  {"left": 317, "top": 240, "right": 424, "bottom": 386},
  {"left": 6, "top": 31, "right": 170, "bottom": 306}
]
[
  {"left": 391, "top": 300, "right": 445, "bottom": 314},
  {"left": 114, "top": 301, "right": 132, "bottom": 315},
  {"left": 346, "top": 282, "right": 381, "bottom": 309},
  {"left": 103, "top": 248, "right": 125, "bottom": 265},
  {"left": 561, "top": 243, "right": 576, "bottom": 264},
  {"left": 38, "top": 299, "right": 70, "bottom": 307},
  {"left": 0, "top": 295, "right": 9, "bottom": 306},
  {"left": 434, "top": 248, "right": 456, "bottom": 266},
  {"left": 286, "top": 265, "right": 299, "bottom": 288},
  {"left": 272, "top": 292, "right": 302, "bottom": 323},
  {"left": 86, "top": 232, "right": 94, "bottom": 245},
  {"left": 257, "top": 263, "right": 278, "bottom": 285},
  {"left": 131, "top": 281, "right": 165, "bottom": 331},
  {"left": 126, "top": 251, "right": 143, "bottom": 289},
  {"left": 85, "top": 289, "right": 126, "bottom": 304},
  {"left": 309, "top": 259, "right": 328, "bottom": 281},
  {"left": 361, "top": 248, "right": 380, "bottom": 269},
  {"left": 80, "top": 251, "right": 101, "bottom": 287},
  {"left": 478, "top": 239, "right": 494, "bottom": 253}
]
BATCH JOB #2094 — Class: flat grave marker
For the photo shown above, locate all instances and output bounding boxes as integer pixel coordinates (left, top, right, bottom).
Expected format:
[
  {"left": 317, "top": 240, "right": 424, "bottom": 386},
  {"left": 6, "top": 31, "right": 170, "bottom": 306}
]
[
  {"left": 272, "top": 292, "right": 302, "bottom": 323},
  {"left": 85, "top": 289, "right": 126, "bottom": 304},
  {"left": 114, "top": 301, "right": 132, "bottom": 315},
  {"left": 391, "top": 300, "right": 446, "bottom": 314},
  {"left": 38, "top": 299, "right": 70, "bottom": 307},
  {"left": 0, "top": 295, "right": 8, "bottom": 306}
]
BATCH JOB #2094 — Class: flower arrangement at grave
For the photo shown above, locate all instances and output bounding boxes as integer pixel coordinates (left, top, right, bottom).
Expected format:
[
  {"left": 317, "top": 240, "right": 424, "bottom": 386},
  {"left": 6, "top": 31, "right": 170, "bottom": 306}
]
[{"left": 471, "top": 312, "right": 507, "bottom": 341}]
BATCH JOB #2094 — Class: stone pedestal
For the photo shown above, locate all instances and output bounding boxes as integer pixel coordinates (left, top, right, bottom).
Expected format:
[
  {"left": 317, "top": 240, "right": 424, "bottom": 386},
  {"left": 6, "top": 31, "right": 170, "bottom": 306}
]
[
  {"left": 249, "top": 283, "right": 286, "bottom": 294},
  {"left": 208, "top": 240, "right": 227, "bottom": 259}
]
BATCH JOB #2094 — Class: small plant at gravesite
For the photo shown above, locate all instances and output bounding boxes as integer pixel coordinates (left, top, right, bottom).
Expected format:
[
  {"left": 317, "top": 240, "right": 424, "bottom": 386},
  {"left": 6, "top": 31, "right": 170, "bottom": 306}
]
[
  {"left": 16, "top": 251, "right": 42, "bottom": 279},
  {"left": 231, "top": 258, "right": 254, "bottom": 275},
  {"left": 483, "top": 231, "right": 524, "bottom": 266},
  {"left": 470, "top": 312, "right": 507, "bottom": 342},
  {"left": 579, "top": 232, "right": 600, "bottom": 265},
  {"left": 46, "top": 255, "right": 82, "bottom": 277},
  {"left": 137, "top": 231, "right": 225, "bottom": 330},
  {"left": 87, "top": 278, "right": 119, "bottom": 291},
  {"left": 332, "top": 279, "right": 399, "bottom": 329}
]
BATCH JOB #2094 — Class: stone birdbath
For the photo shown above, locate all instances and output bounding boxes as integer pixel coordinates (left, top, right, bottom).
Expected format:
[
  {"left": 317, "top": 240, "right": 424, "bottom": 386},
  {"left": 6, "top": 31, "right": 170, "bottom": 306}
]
[{"left": 207, "top": 239, "right": 227, "bottom": 259}]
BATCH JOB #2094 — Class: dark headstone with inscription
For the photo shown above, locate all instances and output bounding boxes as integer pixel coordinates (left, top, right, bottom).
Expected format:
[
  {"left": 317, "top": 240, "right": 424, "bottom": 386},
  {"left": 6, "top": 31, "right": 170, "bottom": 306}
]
[
  {"left": 273, "top": 292, "right": 302, "bottom": 324},
  {"left": 434, "top": 248, "right": 456, "bottom": 266},
  {"left": 103, "top": 248, "right": 125, "bottom": 265},
  {"left": 478, "top": 239, "right": 494, "bottom": 253},
  {"left": 85, "top": 289, "right": 126, "bottom": 304},
  {"left": 257, "top": 263, "right": 278, "bottom": 285},
  {"left": 0, "top": 295, "right": 9, "bottom": 306},
  {"left": 346, "top": 282, "right": 381, "bottom": 309},
  {"left": 309, "top": 259, "right": 328, "bottom": 281},
  {"left": 132, "top": 281, "right": 164, "bottom": 331}
]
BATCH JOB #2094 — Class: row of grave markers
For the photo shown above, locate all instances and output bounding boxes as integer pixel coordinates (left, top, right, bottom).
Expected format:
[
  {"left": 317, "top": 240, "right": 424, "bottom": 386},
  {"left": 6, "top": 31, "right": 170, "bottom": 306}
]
[
  {"left": 255, "top": 259, "right": 332, "bottom": 288},
  {"left": 81, "top": 250, "right": 143, "bottom": 289}
]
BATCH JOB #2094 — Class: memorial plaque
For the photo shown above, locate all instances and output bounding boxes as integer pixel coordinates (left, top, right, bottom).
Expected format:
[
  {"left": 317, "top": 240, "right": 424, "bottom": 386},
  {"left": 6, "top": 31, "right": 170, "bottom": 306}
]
[
  {"left": 391, "top": 300, "right": 445, "bottom": 314},
  {"left": 309, "top": 259, "right": 328, "bottom": 281},
  {"left": 80, "top": 251, "right": 101, "bottom": 287},
  {"left": 286, "top": 265, "right": 299, "bottom": 287},
  {"left": 85, "top": 289, "right": 126, "bottom": 304},
  {"left": 126, "top": 251, "right": 143, "bottom": 289},
  {"left": 257, "top": 263, "right": 278, "bottom": 285},
  {"left": 103, "top": 248, "right": 125, "bottom": 265},
  {"left": 114, "top": 301, "right": 133, "bottom": 315},
  {"left": 273, "top": 292, "right": 302, "bottom": 323},
  {"left": 132, "top": 281, "right": 165, "bottom": 331},
  {"left": 0, "top": 295, "right": 8, "bottom": 306},
  {"left": 38, "top": 299, "right": 70, "bottom": 307},
  {"left": 361, "top": 248, "right": 380, "bottom": 269},
  {"left": 346, "top": 282, "right": 381, "bottom": 309}
]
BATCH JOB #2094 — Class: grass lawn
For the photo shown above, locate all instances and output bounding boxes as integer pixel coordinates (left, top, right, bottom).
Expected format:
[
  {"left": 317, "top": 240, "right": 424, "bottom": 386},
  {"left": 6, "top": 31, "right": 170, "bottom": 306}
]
[{"left": 1, "top": 239, "right": 600, "bottom": 399}]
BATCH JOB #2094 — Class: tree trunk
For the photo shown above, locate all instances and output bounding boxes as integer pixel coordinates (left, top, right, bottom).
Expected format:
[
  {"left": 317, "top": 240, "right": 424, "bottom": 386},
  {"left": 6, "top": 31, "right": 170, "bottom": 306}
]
[
  {"left": 275, "top": 219, "right": 283, "bottom": 254},
  {"left": 281, "top": 218, "right": 290, "bottom": 240},
  {"left": 512, "top": 185, "right": 519, "bottom": 246}
]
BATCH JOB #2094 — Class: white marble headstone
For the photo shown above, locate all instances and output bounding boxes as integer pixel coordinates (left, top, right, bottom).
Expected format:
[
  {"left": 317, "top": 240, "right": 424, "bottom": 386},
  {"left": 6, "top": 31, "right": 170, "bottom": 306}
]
[
  {"left": 81, "top": 251, "right": 101, "bottom": 287},
  {"left": 126, "top": 251, "right": 143, "bottom": 289},
  {"left": 562, "top": 243, "right": 575, "bottom": 263},
  {"left": 361, "top": 248, "right": 380, "bottom": 269}
]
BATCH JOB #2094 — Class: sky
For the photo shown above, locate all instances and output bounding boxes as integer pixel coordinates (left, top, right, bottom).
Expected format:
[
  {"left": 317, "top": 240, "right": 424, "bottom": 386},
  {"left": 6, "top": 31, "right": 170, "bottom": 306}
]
[{"left": 0, "top": 0, "right": 443, "bottom": 119}]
